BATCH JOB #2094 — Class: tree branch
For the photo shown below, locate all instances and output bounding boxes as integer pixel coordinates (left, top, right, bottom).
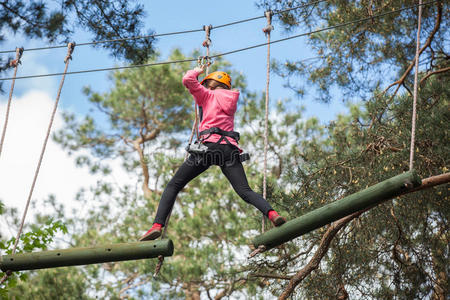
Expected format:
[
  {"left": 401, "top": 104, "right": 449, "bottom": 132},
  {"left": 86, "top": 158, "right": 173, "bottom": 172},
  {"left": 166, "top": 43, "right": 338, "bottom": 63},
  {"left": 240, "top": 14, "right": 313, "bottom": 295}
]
[
  {"left": 279, "top": 210, "right": 362, "bottom": 300},
  {"left": 419, "top": 66, "right": 450, "bottom": 85},
  {"left": 132, "top": 129, "right": 162, "bottom": 198},
  {"left": 0, "top": 2, "right": 43, "bottom": 28},
  {"left": 402, "top": 172, "right": 449, "bottom": 195},
  {"left": 382, "top": 1, "right": 443, "bottom": 96},
  {"left": 250, "top": 273, "right": 292, "bottom": 280},
  {"left": 278, "top": 172, "right": 450, "bottom": 299}
]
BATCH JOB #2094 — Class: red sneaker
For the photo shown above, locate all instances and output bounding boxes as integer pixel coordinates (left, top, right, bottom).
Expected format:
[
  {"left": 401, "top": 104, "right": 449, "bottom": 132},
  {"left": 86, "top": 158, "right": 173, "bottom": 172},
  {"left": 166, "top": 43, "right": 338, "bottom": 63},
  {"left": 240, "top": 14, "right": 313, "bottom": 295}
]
[
  {"left": 268, "top": 210, "right": 286, "bottom": 227},
  {"left": 139, "top": 223, "right": 162, "bottom": 241}
]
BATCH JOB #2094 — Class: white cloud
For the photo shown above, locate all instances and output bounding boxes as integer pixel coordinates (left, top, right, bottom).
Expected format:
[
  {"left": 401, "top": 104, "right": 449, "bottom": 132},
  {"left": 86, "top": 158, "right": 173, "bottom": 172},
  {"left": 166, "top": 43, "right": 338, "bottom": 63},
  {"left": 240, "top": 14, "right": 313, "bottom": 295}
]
[
  {"left": 0, "top": 91, "right": 95, "bottom": 229},
  {"left": 16, "top": 50, "right": 57, "bottom": 93}
]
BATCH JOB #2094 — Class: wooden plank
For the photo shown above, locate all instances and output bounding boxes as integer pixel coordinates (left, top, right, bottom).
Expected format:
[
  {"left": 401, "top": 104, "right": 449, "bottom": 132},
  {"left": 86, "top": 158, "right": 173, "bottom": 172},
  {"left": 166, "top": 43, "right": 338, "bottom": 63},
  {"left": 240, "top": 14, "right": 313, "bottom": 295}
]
[
  {"left": 253, "top": 171, "right": 421, "bottom": 250},
  {"left": 1, "top": 239, "right": 173, "bottom": 271}
]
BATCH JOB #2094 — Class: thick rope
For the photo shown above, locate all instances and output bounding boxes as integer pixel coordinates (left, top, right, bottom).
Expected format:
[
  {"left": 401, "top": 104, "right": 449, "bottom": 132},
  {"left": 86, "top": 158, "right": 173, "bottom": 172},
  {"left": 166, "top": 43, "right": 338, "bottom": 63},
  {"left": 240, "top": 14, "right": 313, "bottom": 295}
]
[
  {"left": 0, "top": 47, "right": 23, "bottom": 159},
  {"left": 409, "top": 0, "right": 422, "bottom": 170},
  {"left": 262, "top": 11, "right": 273, "bottom": 233},
  {"left": 202, "top": 25, "right": 212, "bottom": 74},
  {"left": 1, "top": 43, "right": 75, "bottom": 285}
]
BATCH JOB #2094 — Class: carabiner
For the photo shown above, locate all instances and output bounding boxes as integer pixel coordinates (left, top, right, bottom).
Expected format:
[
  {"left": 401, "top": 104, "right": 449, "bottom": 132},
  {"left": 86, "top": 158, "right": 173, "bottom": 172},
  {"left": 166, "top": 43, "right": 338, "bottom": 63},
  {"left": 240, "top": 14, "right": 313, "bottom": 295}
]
[{"left": 197, "top": 56, "right": 212, "bottom": 68}]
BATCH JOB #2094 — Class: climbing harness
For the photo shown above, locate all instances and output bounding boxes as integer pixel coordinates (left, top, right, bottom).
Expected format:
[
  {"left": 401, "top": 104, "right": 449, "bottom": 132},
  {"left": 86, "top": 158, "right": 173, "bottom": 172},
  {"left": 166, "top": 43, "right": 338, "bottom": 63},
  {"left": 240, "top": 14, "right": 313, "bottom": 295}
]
[
  {"left": 186, "top": 127, "right": 250, "bottom": 162},
  {"left": 199, "top": 127, "right": 240, "bottom": 145}
]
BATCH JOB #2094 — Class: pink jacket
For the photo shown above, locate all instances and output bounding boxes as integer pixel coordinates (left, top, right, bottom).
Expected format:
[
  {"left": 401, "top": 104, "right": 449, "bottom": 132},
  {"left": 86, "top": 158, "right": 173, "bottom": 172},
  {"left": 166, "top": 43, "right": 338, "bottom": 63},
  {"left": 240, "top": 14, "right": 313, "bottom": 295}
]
[{"left": 182, "top": 69, "right": 241, "bottom": 150}]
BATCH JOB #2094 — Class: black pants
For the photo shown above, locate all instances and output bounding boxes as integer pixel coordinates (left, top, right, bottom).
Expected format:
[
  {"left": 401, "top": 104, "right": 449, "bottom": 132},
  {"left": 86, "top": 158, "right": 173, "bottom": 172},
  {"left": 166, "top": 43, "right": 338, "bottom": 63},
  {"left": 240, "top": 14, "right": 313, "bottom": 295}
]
[{"left": 154, "top": 143, "right": 273, "bottom": 225}]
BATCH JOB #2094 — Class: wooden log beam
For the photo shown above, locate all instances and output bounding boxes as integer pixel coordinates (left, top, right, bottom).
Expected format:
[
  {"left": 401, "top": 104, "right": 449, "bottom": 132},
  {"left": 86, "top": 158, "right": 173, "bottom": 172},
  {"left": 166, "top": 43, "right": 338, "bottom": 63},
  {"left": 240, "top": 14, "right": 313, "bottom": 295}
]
[
  {"left": 0, "top": 239, "right": 174, "bottom": 272},
  {"left": 253, "top": 171, "right": 421, "bottom": 250}
]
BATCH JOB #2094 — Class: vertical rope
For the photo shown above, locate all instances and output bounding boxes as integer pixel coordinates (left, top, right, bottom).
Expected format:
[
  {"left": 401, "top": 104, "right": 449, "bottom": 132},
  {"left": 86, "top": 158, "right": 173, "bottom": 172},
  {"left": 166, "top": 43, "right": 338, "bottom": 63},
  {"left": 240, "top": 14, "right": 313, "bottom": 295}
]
[
  {"left": 156, "top": 27, "right": 213, "bottom": 277},
  {"left": 0, "top": 47, "right": 24, "bottom": 159},
  {"left": 184, "top": 103, "right": 200, "bottom": 161},
  {"left": 262, "top": 11, "right": 273, "bottom": 233},
  {"left": 183, "top": 26, "right": 212, "bottom": 162},
  {"left": 409, "top": 0, "right": 422, "bottom": 170},
  {"left": 202, "top": 25, "right": 212, "bottom": 75},
  {"left": 1, "top": 43, "right": 75, "bottom": 285}
]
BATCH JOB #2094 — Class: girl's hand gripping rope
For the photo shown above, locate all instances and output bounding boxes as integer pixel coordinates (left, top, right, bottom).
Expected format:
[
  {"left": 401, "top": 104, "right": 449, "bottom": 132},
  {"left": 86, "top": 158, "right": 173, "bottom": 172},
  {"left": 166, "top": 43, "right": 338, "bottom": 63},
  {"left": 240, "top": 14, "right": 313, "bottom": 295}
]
[{"left": 193, "top": 66, "right": 205, "bottom": 74}]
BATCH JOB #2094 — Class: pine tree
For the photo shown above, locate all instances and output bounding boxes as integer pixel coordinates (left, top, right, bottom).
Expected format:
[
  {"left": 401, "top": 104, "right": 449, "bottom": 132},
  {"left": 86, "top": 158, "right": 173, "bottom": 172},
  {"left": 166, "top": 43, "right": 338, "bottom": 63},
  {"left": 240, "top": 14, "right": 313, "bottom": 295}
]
[{"left": 0, "top": 0, "right": 155, "bottom": 91}]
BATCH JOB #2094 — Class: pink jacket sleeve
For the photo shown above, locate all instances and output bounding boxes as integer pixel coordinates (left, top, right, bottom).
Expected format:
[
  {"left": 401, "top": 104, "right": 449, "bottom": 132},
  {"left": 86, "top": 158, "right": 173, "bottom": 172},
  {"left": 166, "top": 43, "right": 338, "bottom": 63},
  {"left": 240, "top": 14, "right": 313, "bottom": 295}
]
[{"left": 182, "top": 69, "right": 211, "bottom": 106}]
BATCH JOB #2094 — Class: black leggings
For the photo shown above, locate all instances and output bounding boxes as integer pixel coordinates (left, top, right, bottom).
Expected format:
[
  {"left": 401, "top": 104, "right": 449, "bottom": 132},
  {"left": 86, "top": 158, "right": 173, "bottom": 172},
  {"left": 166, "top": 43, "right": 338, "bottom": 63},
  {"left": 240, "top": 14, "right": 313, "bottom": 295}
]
[{"left": 154, "top": 143, "right": 273, "bottom": 225}]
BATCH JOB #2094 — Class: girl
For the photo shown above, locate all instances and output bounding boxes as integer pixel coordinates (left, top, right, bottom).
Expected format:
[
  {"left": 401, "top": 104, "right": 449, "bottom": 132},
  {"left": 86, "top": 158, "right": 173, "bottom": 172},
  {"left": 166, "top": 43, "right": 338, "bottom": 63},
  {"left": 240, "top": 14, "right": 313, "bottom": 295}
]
[{"left": 139, "top": 66, "right": 285, "bottom": 241}]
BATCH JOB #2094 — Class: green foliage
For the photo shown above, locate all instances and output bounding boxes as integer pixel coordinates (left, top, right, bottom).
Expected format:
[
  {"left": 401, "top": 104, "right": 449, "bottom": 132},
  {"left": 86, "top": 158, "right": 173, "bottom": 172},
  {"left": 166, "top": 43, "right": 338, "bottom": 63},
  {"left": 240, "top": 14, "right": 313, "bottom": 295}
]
[
  {"left": 0, "top": 218, "right": 67, "bottom": 296},
  {"left": 7, "top": 268, "right": 92, "bottom": 300},
  {"left": 0, "top": 0, "right": 155, "bottom": 91},
  {"left": 248, "top": 75, "right": 449, "bottom": 298},
  {"left": 0, "top": 0, "right": 154, "bottom": 62},
  {"left": 247, "top": 3, "right": 449, "bottom": 295},
  {"left": 260, "top": 0, "right": 449, "bottom": 102},
  {"left": 1, "top": 220, "right": 67, "bottom": 254}
]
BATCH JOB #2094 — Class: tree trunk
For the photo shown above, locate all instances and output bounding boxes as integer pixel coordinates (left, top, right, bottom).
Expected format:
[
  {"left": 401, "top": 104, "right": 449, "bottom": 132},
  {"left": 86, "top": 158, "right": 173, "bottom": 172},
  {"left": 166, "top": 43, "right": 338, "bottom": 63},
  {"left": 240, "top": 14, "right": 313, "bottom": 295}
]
[{"left": 183, "top": 282, "right": 201, "bottom": 300}]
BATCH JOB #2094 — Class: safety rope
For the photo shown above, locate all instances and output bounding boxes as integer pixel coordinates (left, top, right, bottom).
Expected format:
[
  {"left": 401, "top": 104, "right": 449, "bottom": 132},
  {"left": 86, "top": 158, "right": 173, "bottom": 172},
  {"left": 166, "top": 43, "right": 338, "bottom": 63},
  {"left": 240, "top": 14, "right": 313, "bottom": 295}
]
[
  {"left": 0, "top": 43, "right": 75, "bottom": 285},
  {"left": 262, "top": 11, "right": 274, "bottom": 233},
  {"left": 409, "top": 0, "right": 422, "bottom": 171},
  {"left": 202, "top": 25, "right": 213, "bottom": 74},
  {"left": 0, "top": 0, "right": 329, "bottom": 55},
  {"left": 0, "top": 47, "right": 23, "bottom": 159},
  {"left": 154, "top": 26, "right": 214, "bottom": 277},
  {"left": 199, "top": 25, "right": 213, "bottom": 139},
  {"left": 0, "top": 1, "right": 436, "bottom": 82}
]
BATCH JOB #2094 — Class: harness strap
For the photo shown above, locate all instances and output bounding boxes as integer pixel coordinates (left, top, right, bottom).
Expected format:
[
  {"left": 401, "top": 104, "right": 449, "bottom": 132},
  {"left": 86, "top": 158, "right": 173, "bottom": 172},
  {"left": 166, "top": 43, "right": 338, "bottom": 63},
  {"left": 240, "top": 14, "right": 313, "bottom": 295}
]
[{"left": 199, "top": 127, "right": 240, "bottom": 143}]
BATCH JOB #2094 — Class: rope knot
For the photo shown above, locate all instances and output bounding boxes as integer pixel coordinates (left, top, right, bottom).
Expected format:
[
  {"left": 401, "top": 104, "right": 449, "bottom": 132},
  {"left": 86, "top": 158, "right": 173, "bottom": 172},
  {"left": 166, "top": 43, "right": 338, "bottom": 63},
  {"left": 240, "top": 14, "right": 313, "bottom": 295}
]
[
  {"left": 202, "top": 25, "right": 213, "bottom": 48},
  {"left": 64, "top": 42, "right": 76, "bottom": 63},
  {"left": 9, "top": 60, "right": 20, "bottom": 68},
  {"left": 262, "top": 10, "right": 274, "bottom": 35},
  {"left": 9, "top": 47, "right": 24, "bottom": 68},
  {"left": 153, "top": 255, "right": 165, "bottom": 277},
  {"left": 249, "top": 245, "right": 266, "bottom": 258}
]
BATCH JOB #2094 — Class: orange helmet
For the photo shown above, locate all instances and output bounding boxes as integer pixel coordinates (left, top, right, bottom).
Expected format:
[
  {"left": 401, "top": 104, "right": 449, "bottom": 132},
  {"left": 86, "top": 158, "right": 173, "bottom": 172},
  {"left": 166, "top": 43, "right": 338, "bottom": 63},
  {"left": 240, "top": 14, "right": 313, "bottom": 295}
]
[{"left": 200, "top": 71, "right": 232, "bottom": 89}]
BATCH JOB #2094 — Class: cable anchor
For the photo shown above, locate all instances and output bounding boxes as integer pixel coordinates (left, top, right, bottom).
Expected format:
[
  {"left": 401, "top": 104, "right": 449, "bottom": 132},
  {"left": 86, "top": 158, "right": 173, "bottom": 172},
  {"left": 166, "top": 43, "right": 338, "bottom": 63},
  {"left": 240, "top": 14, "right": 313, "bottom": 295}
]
[
  {"left": 248, "top": 245, "right": 266, "bottom": 258},
  {"left": 262, "top": 10, "right": 274, "bottom": 35},
  {"left": 64, "top": 42, "right": 76, "bottom": 63}
]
